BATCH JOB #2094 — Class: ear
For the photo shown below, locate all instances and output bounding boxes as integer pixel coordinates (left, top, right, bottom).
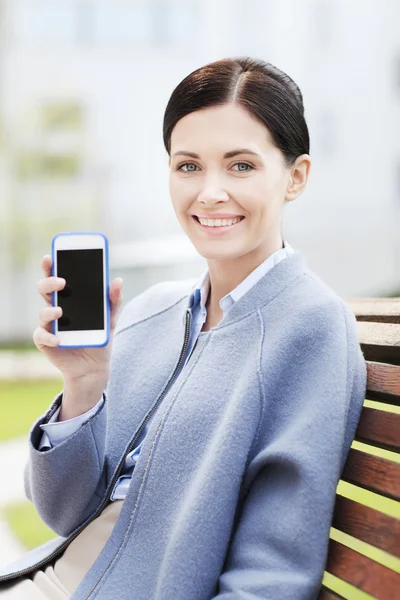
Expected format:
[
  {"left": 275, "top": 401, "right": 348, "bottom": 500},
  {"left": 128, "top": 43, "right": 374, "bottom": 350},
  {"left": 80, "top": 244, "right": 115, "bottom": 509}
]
[{"left": 284, "top": 154, "right": 311, "bottom": 203}]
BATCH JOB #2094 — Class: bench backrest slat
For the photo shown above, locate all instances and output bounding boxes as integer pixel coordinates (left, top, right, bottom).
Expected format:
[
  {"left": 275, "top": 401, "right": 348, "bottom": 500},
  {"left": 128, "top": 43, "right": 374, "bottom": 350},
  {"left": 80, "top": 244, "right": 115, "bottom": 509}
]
[
  {"left": 358, "top": 321, "right": 400, "bottom": 365},
  {"left": 318, "top": 297, "right": 400, "bottom": 599},
  {"left": 341, "top": 448, "right": 400, "bottom": 502},
  {"left": 365, "top": 361, "right": 400, "bottom": 406},
  {"left": 324, "top": 539, "right": 400, "bottom": 599},
  {"left": 355, "top": 405, "right": 400, "bottom": 451},
  {"left": 347, "top": 298, "right": 400, "bottom": 324},
  {"left": 331, "top": 495, "right": 400, "bottom": 558}
]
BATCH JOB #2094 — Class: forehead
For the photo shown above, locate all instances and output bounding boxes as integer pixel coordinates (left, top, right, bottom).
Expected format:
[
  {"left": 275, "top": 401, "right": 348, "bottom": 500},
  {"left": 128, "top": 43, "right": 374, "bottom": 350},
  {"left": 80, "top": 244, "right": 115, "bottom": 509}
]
[{"left": 170, "top": 103, "right": 275, "bottom": 155}]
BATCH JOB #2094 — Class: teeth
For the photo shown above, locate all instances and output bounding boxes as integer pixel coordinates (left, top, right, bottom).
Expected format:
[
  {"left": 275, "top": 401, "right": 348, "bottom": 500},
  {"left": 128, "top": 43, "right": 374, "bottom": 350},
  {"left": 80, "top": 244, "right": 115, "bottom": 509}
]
[{"left": 197, "top": 217, "right": 242, "bottom": 227}]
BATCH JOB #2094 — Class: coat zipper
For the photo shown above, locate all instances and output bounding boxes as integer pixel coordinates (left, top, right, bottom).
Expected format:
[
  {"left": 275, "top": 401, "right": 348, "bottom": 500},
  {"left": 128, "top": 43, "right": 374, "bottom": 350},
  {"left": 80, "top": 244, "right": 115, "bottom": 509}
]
[
  {"left": 0, "top": 308, "right": 192, "bottom": 588},
  {"left": 85, "top": 307, "right": 192, "bottom": 599}
]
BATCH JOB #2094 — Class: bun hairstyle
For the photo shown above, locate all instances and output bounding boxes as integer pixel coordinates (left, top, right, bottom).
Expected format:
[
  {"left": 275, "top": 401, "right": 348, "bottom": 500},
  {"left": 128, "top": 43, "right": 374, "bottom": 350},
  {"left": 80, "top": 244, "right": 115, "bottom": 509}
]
[{"left": 163, "top": 56, "right": 310, "bottom": 169}]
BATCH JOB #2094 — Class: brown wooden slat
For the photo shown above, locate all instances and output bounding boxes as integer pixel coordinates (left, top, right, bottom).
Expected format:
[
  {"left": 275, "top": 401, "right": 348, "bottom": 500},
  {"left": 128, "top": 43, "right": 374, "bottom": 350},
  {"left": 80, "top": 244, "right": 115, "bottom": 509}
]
[
  {"left": 347, "top": 298, "right": 400, "bottom": 324},
  {"left": 341, "top": 448, "right": 400, "bottom": 501},
  {"left": 318, "top": 587, "right": 346, "bottom": 600},
  {"left": 355, "top": 405, "right": 400, "bottom": 452},
  {"left": 325, "top": 539, "right": 400, "bottom": 599},
  {"left": 322, "top": 299, "right": 400, "bottom": 599},
  {"left": 332, "top": 495, "right": 400, "bottom": 558},
  {"left": 366, "top": 361, "right": 400, "bottom": 405},
  {"left": 357, "top": 322, "right": 400, "bottom": 365},
  {"left": 358, "top": 314, "right": 400, "bottom": 324}
]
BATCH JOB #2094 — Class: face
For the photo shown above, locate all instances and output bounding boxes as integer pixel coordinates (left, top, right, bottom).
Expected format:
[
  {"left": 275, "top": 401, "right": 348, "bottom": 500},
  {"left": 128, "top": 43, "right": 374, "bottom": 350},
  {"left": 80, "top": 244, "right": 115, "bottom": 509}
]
[{"left": 168, "top": 103, "right": 310, "bottom": 265}]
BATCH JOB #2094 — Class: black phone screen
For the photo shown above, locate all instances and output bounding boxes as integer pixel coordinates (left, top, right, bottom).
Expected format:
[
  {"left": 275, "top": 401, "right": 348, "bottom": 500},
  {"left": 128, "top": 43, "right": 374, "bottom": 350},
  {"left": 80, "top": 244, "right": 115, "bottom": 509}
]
[{"left": 56, "top": 249, "right": 104, "bottom": 331}]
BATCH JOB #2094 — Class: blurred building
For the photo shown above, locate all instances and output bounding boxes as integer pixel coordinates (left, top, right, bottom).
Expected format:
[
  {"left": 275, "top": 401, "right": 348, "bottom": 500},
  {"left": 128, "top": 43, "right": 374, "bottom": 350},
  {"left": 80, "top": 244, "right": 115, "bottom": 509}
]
[{"left": 0, "top": 0, "right": 399, "bottom": 343}]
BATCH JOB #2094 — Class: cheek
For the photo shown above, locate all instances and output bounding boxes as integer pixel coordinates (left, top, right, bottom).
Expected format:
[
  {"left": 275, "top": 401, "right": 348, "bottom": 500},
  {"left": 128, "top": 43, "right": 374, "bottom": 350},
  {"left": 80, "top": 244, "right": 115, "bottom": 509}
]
[
  {"left": 170, "top": 177, "right": 193, "bottom": 207},
  {"left": 170, "top": 197, "right": 191, "bottom": 227},
  {"left": 169, "top": 181, "right": 185, "bottom": 213},
  {"left": 245, "top": 178, "right": 282, "bottom": 215},
  {"left": 253, "top": 175, "right": 275, "bottom": 197}
]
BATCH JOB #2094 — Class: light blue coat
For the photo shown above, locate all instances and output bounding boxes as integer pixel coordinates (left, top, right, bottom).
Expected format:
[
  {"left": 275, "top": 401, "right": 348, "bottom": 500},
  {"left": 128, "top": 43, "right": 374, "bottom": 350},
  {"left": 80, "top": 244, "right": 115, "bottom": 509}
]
[
  {"left": 0, "top": 248, "right": 367, "bottom": 599},
  {"left": 38, "top": 240, "right": 295, "bottom": 501}
]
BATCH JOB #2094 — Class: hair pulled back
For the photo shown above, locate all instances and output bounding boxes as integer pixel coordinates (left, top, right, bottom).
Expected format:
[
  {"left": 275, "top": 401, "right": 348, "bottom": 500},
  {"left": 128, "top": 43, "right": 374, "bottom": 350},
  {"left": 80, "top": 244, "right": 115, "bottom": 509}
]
[{"left": 163, "top": 56, "right": 310, "bottom": 169}]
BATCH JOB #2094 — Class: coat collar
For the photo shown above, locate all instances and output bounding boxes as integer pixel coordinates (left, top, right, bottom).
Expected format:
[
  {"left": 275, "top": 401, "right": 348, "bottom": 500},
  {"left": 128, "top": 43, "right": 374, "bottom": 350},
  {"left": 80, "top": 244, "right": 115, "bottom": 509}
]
[{"left": 184, "top": 241, "right": 305, "bottom": 330}]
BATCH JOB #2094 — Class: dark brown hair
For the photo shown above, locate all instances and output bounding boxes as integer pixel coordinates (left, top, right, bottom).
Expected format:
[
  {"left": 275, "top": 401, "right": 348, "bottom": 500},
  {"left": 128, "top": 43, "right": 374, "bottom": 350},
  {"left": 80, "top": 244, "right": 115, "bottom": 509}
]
[{"left": 163, "top": 56, "right": 310, "bottom": 169}]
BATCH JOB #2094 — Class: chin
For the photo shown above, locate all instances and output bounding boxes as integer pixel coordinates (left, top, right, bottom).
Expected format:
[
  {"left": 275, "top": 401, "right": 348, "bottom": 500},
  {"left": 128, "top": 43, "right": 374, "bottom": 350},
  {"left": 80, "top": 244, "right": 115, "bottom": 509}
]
[{"left": 192, "top": 242, "right": 245, "bottom": 262}]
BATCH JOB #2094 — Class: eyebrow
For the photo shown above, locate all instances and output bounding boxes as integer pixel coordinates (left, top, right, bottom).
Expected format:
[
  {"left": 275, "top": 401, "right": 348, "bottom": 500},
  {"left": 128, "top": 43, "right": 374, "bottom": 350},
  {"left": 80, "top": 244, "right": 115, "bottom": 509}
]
[{"left": 171, "top": 149, "right": 261, "bottom": 159}]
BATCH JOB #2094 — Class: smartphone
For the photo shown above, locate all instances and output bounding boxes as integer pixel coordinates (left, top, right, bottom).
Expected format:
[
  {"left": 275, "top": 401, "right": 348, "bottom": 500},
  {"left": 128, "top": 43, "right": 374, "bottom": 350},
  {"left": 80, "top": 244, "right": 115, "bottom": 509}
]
[{"left": 51, "top": 232, "right": 110, "bottom": 348}]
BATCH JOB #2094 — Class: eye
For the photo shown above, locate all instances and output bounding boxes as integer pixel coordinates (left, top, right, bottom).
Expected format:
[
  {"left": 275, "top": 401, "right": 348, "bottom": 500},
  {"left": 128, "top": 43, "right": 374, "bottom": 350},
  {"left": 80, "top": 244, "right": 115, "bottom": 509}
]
[
  {"left": 176, "top": 162, "right": 198, "bottom": 173},
  {"left": 176, "top": 161, "right": 254, "bottom": 173},
  {"left": 232, "top": 162, "right": 254, "bottom": 172}
]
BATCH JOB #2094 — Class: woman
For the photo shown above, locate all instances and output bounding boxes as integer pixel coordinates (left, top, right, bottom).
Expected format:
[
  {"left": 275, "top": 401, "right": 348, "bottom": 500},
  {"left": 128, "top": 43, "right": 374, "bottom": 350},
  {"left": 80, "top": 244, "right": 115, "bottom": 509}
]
[{"left": 0, "top": 57, "right": 367, "bottom": 600}]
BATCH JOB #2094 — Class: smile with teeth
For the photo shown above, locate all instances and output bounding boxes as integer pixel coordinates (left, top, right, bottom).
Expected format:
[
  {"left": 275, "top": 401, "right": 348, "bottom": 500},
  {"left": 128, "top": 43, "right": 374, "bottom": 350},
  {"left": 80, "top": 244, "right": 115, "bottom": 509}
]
[{"left": 195, "top": 216, "right": 244, "bottom": 227}]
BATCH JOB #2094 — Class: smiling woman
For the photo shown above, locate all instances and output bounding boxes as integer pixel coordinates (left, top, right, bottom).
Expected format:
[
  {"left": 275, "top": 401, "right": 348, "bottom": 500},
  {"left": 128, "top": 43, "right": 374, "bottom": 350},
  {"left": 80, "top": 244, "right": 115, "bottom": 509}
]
[
  {"left": 165, "top": 58, "right": 311, "bottom": 326},
  {"left": 0, "top": 57, "right": 366, "bottom": 600}
]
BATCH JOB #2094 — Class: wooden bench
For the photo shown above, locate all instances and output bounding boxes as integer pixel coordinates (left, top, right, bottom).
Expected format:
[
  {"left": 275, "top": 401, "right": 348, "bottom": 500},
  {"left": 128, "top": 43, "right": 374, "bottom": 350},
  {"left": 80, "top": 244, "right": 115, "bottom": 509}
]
[{"left": 318, "top": 298, "right": 400, "bottom": 600}]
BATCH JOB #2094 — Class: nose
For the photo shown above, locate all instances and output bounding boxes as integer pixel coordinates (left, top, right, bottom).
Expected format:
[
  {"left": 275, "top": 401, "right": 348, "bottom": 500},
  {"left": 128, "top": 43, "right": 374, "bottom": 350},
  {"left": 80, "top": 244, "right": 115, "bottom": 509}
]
[{"left": 197, "top": 177, "right": 230, "bottom": 206}]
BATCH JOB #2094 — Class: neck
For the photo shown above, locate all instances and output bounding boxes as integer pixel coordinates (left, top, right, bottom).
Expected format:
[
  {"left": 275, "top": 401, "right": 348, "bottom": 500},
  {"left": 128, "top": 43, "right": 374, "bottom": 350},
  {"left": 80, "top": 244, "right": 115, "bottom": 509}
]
[{"left": 205, "top": 233, "right": 284, "bottom": 319}]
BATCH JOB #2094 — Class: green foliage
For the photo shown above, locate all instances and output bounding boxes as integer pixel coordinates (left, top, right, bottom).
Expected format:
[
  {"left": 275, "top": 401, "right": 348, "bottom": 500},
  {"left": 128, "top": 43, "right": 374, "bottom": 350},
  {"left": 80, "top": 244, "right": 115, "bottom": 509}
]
[
  {"left": 0, "top": 342, "right": 37, "bottom": 352},
  {"left": 15, "top": 152, "right": 80, "bottom": 180},
  {"left": 3, "top": 501, "right": 56, "bottom": 550},
  {"left": 0, "top": 379, "right": 61, "bottom": 549},
  {"left": 41, "top": 101, "right": 84, "bottom": 131},
  {"left": 0, "top": 379, "right": 63, "bottom": 441}
]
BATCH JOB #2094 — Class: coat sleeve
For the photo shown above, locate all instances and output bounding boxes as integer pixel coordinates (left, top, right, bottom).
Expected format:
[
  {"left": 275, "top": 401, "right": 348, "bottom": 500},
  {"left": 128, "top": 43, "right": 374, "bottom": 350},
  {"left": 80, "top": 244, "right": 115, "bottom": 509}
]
[
  {"left": 211, "top": 300, "right": 367, "bottom": 600},
  {"left": 22, "top": 291, "right": 143, "bottom": 538},
  {"left": 38, "top": 395, "right": 105, "bottom": 450},
  {"left": 24, "top": 389, "right": 108, "bottom": 537}
]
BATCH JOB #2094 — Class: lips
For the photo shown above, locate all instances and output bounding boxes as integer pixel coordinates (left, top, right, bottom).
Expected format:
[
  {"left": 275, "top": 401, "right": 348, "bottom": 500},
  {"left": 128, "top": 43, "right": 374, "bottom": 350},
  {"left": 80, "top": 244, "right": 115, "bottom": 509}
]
[
  {"left": 194, "top": 214, "right": 245, "bottom": 220},
  {"left": 192, "top": 216, "right": 245, "bottom": 223},
  {"left": 191, "top": 215, "right": 245, "bottom": 235}
]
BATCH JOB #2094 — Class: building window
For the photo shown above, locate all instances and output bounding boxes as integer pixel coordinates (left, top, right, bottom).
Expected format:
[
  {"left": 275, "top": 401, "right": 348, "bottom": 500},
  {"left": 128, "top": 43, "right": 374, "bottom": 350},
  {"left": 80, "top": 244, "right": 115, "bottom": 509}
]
[
  {"left": 13, "top": 0, "right": 76, "bottom": 47},
  {"left": 11, "top": 0, "right": 200, "bottom": 49},
  {"left": 93, "top": 1, "right": 152, "bottom": 47},
  {"left": 94, "top": 0, "right": 200, "bottom": 49},
  {"left": 155, "top": 1, "right": 201, "bottom": 48}
]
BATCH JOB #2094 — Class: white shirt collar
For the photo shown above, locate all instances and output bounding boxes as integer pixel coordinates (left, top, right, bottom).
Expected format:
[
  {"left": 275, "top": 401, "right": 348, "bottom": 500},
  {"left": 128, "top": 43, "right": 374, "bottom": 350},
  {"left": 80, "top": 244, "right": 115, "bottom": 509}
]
[{"left": 188, "top": 239, "right": 295, "bottom": 314}]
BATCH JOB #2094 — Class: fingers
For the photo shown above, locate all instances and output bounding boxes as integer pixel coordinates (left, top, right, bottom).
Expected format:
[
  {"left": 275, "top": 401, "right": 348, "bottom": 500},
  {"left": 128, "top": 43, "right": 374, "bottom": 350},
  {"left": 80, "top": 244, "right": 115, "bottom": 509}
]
[
  {"left": 38, "top": 254, "right": 64, "bottom": 304},
  {"left": 38, "top": 305, "right": 62, "bottom": 331},
  {"left": 33, "top": 302, "right": 62, "bottom": 350},
  {"left": 33, "top": 255, "right": 62, "bottom": 349},
  {"left": 37, "top": 275, "right": 66, "bottom": 305},
  {"left": 32, "top": 326, "right": 60, "bottom": 348}
]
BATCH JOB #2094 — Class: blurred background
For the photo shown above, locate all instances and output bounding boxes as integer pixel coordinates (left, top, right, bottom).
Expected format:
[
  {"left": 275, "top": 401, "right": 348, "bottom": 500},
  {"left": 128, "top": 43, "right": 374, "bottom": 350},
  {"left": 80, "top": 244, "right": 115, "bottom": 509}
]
[
  {"left": 0, "top": 0, "right": 399, "bottom": 345},
  {"left": 0, "top": 1, "right": 399, "bottom": 597}
]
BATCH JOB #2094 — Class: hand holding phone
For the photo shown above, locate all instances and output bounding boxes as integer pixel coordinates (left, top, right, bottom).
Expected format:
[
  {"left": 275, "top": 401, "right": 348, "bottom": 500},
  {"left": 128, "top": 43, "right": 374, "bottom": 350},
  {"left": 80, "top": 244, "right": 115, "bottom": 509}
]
[
  {"left": 33, "top": 233, "right": 123, "bottom": 390},
  {"left": 51, "top": 232, "right": 110, "bottom": 348}
]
